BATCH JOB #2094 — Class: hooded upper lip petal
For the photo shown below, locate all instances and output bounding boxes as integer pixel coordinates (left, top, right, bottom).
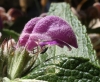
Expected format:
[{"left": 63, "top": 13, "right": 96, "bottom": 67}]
[
  {"left": 18, "top": 15, "right": 78, "bottom": 51},
  {"left": 17, "top": 17, "right": 42, "bottom": 47}
]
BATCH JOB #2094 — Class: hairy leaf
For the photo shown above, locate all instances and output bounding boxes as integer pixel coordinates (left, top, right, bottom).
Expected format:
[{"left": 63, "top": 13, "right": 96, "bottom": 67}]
[{"left": 24, "top": 57, "right": 100, "bottom": 82}]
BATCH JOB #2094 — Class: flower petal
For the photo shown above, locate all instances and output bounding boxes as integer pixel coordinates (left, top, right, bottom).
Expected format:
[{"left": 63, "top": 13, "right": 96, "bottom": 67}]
[
  {"left": 17, "top": 17, "right": 42, "bottom": 47},
  {"left": 19, "top": 15, "right": 78, "bottom": 51},
  {"left": 26, "top": 40, "right": 37, "bottom": 51},
  {"left": 39, "top": 40, "right": 72, "bottom": 50},
  {"left": 18, "top": 33, "right": 30, "bottom": 46},
  {"left": 22, "top": 17, "right": 42, "bottom": 33},
  {"left": 39, "top": 40, "right": 59, "bottom": 47},
  {"left": 32, "top": 16, "right": 78, "bottom": 48}
]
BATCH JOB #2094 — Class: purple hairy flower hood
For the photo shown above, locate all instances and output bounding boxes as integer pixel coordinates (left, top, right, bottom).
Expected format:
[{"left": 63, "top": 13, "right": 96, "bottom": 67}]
[{"left": 17, "top": 15, "right": 78, "bottom": 51}]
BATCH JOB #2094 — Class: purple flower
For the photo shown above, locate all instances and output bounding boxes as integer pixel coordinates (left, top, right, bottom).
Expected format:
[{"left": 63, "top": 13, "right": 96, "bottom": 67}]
[
  {"left": 18, "top": 16, "right": 78, "bottom": 51},
  {"left": 17, "top": 17, "right": 42, "bottom": 46}
]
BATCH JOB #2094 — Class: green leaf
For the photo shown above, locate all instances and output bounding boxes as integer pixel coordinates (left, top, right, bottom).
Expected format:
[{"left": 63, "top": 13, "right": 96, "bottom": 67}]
[
  {"left": 3, "top": 77, "right": 47, "bottom": 82},
  {"left": 23, "top": 2, "right": 100, "bottom": 82},
  {"left": 1, "top": 28, "right": 19, "bottom": 41},
  {"left": 24, "top": 56, "right": 100, "bottom": 82}
]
